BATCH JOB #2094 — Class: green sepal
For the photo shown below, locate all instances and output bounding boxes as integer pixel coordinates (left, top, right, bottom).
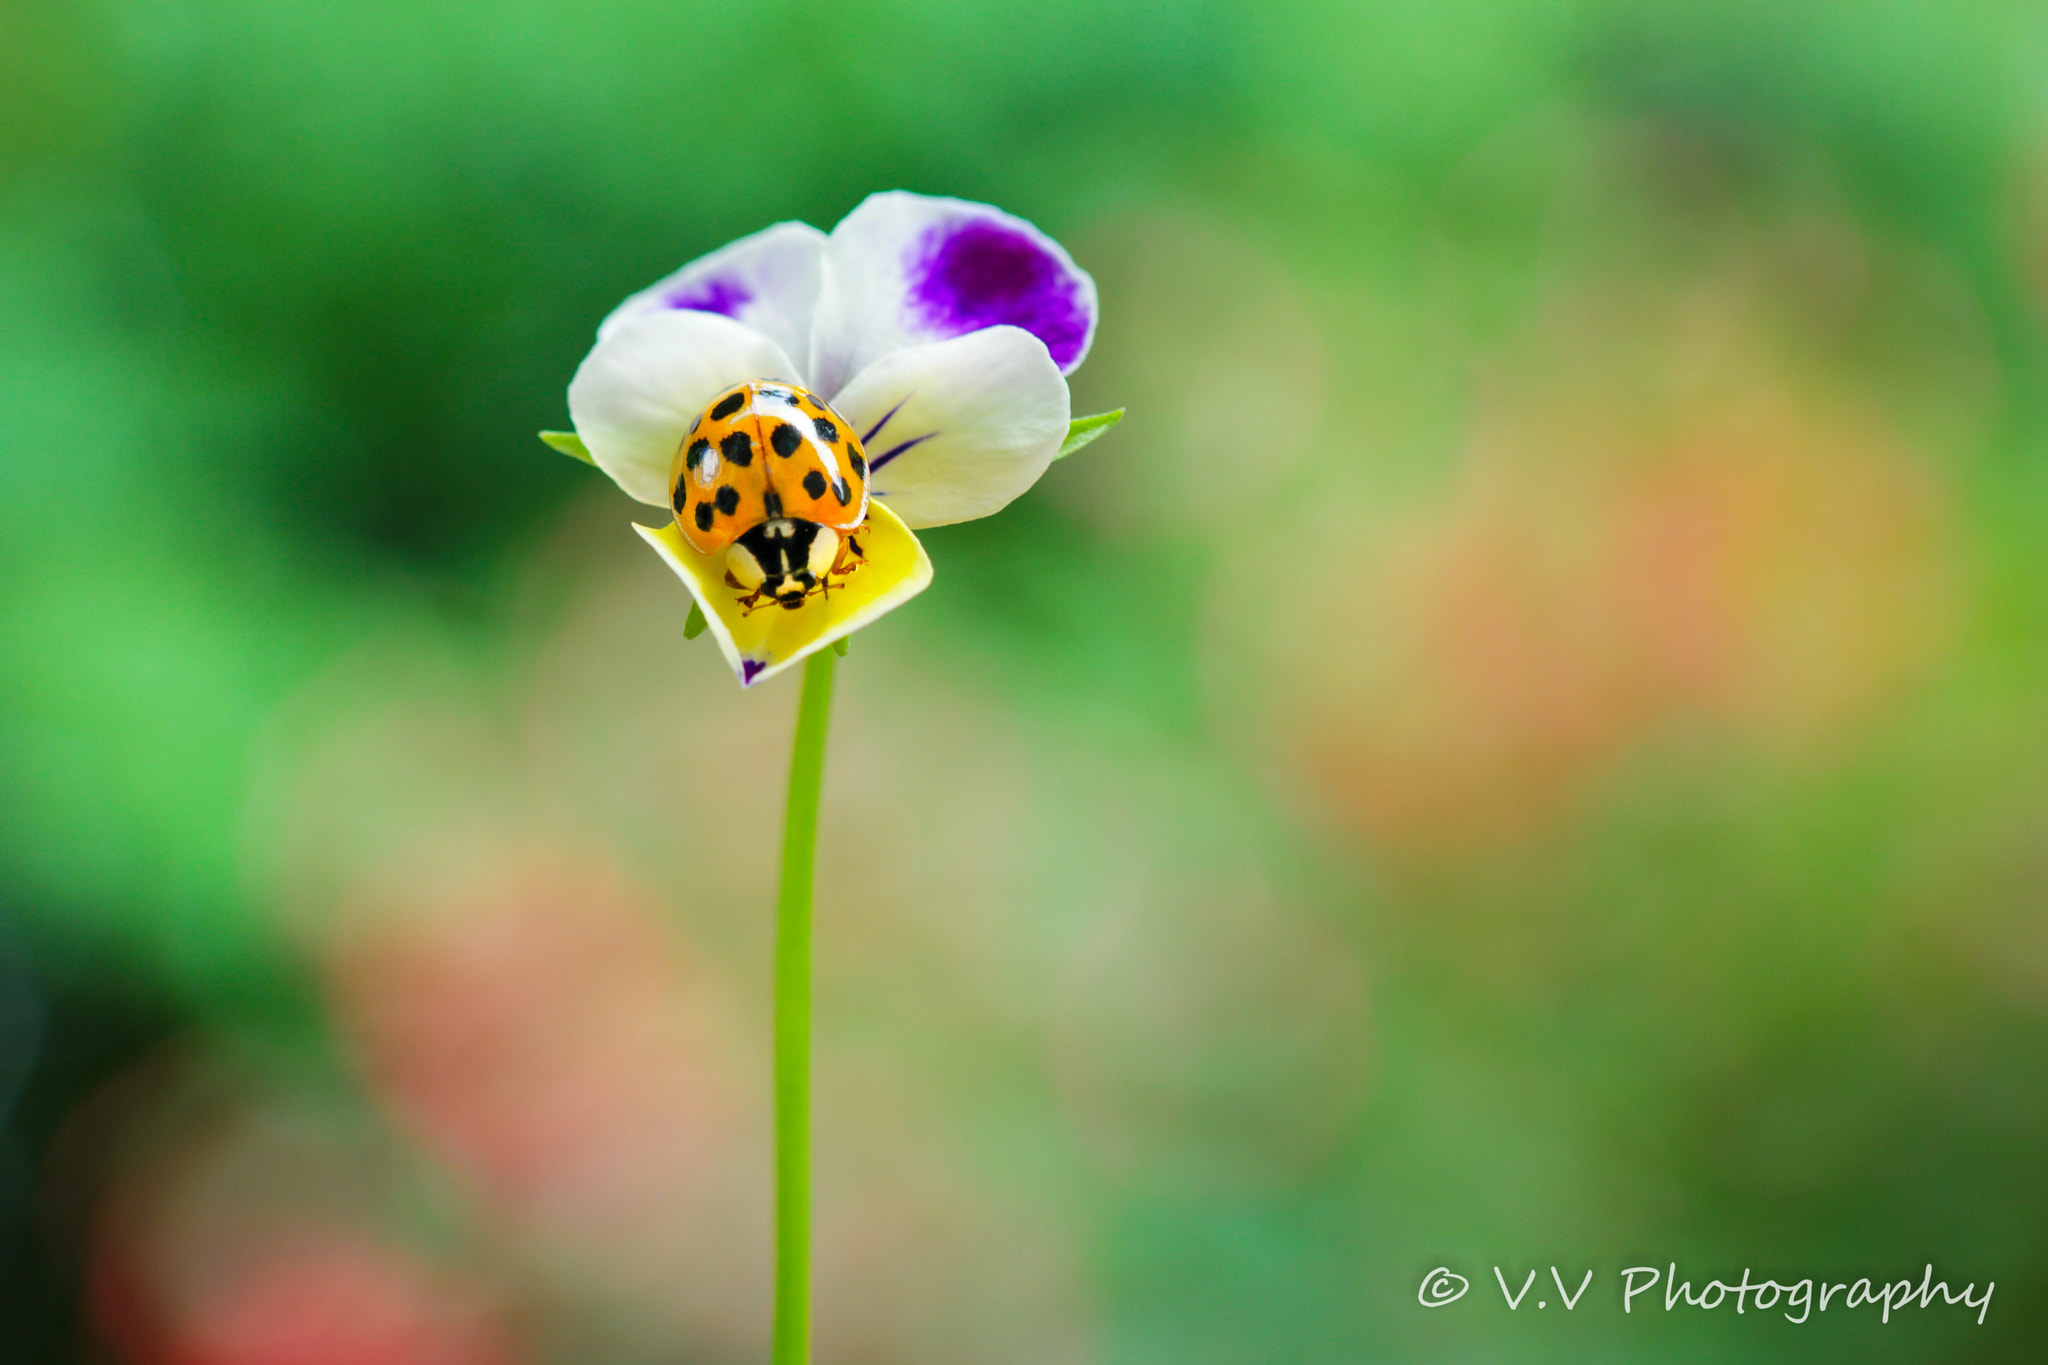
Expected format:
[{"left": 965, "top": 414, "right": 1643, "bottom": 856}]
[
  {"left": 684, "top": 601, "right": 709, "bottom": 639},
  {"left": 1054, "top": 409, "right": 1124, "bottom": 461},
  {"left": 540, "top": 430, "right": 595, "bottom": 465},
  {"left": 832, "top": 635, "right": 851, "bottom": 657}
]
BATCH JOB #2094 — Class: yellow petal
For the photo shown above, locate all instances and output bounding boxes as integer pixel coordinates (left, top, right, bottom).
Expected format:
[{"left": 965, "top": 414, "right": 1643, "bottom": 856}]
[{"left": 634, "top": 501, "right": 933, "bottom": 687}]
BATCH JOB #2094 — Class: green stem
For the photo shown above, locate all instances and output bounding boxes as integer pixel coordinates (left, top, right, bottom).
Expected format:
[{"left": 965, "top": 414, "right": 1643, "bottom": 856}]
[{"left": 774, "top": 648, "right": 837, "bottom": 1365}]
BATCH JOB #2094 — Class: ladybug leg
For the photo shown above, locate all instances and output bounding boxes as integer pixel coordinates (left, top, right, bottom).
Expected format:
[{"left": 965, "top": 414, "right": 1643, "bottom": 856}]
[
  {"left": 729, "top": 570, "right": 783, "bottom": 615},
  {"left": 828, "top": 536, "right": 866, "bottom": 584}
]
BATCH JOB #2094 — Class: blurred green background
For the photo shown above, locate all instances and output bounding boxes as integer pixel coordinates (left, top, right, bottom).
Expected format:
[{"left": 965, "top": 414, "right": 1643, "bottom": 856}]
[{"left": 5, "top": 0, "right": 2048, "bottom": 1361}]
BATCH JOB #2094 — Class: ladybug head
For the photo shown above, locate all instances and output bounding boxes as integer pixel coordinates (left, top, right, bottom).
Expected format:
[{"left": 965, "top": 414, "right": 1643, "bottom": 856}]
[{"left": 726, "top": 518, "right": 841, "bottom": 609}]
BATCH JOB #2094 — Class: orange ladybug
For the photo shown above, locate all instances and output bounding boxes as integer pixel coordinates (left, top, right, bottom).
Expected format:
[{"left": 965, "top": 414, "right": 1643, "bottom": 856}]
[{"left": 670, "top": 380, "right": 870, "bottom": 610}]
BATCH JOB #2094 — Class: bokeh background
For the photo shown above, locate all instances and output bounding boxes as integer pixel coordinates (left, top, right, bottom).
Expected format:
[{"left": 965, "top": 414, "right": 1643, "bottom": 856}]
[{"left": 4, "top": 1, "right": 2047, "bottom": 1360}]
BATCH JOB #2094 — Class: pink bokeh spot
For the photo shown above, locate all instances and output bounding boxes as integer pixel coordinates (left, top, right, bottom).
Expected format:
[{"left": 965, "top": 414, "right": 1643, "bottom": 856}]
[
  {"left": 325, "top": 858, "right": 749, "bottom": 1228},
  {"left": 178, "top": 1240, "right": 510, "bottom": 1365}
]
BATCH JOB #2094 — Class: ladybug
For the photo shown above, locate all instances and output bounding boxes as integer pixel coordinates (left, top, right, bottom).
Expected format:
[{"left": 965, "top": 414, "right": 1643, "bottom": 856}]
[{"left": 670, "top": 380, "right": 871, "bottom": 611}]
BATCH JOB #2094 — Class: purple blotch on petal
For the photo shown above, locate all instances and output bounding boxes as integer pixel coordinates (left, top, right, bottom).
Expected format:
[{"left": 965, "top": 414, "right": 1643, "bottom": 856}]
[
  {"left": 740, "top": 659, "right": 767, "bottom": 685},
  {"left": 669, "top": 276, "right": 753, "bottom": 318},
  {"left": 907, "top": 220, "right": 1090, "bottom": 368}
]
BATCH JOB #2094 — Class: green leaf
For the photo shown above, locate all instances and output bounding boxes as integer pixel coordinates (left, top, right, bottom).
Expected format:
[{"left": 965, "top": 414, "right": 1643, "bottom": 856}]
[
  {"left": 832, "top": 635, "right": 851, "bottom": 657},
  {"left": 684, "top": 601, "right": 709, "bottom": 639},
  {"left": 539, "top": 430, "right": 595, "bottom": 465},
  {"left": 1053, "top": 408, "right": 1123, "bottom": 461}
]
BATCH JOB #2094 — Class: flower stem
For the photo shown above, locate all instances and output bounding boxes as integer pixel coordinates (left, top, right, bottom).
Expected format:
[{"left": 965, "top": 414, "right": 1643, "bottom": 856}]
[{"left": 774, "top": 647, "right": 837, "bottom": 1365}]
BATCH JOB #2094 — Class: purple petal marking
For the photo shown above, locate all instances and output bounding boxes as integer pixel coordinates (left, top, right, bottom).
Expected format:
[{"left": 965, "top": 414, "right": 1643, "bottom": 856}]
[
  {"left": 863, "top": 396, "right": 909, "bottom": 445},
  {"left": 740, "top": 659, "right": 767, "bottom": 685},
  {"left": 907, "top": 219, "right": 1090, "bottom": 368},
  {"left": 868, "top": 431, "right": 936, "bottom": 473},
  {"left": 668, "top": 276, "right": 752, "bottom": 318}
]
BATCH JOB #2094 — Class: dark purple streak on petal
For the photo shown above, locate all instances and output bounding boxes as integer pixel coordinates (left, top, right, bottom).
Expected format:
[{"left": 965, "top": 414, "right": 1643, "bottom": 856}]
[
  {"left": 740, "top": 659, "right": 767, "bottom": 685},
  {"left": 868, "top": 431, "right": 936, "bottom": 473},
  {"left": 862, "top": 396, "right": 910, "bottom": 445},
  {"left": 668, "top": 277, "right": 753, "bottom": 318},
  {"left": 907, "top": 220, "right": 1089, "bottom": 368}
]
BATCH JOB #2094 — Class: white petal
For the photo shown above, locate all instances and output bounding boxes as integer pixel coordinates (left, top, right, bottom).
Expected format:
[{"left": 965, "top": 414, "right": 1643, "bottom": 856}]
[
  {"left": 809, "top": 192, "right": 1096, "bottom": 399},
  {"left": 567, "top": 311, "right": 800, "bottom": 507},
  {"left": 831, "top": 326, "right": 1070, "bottom": 530},
  {"left": 599, "top": 221, "right": 825, "bottom": 378}
]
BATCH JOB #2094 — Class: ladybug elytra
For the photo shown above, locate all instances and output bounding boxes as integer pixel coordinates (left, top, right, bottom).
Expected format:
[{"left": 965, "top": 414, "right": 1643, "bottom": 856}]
[{"left": 671, "top": 380, "right": 870, "bottom": 610}]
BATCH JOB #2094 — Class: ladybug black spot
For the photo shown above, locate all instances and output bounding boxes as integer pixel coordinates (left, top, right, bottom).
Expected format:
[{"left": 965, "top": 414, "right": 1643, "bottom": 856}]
[
  {"left": 716, "top": 485, "right": 741, "bottom": 515},
  {"left": 770, "top": 421, "right": 804, "bottom": 457},
  {"left": 695, "top": 502, "right": 714, "bottom": 532},
  {"left": 802, "top": 470, "right": 827, "bottom": 500},
  {"left": 832, "top": 478, "right": 850, "bottom": 506},
  {"left": 812, "top": 416, "right": 839, "bottom": 445},
  {"left": 720, "top": 430, "right": 754, "bottom": 467},
  {"left": 710, "top": 390, "right": 747, "bottom": 421},
  {"left": 850, "top": 451, "right": 867, "bottom": 477},
  {"left": 684, "top": 437, "right": 710, "bottom": 472}
]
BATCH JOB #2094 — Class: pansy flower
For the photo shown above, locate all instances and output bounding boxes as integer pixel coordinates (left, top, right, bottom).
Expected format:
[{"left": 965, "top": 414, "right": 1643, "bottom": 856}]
[{"left": 546, "top": 192, "right": 1119, "bottom": 686}]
